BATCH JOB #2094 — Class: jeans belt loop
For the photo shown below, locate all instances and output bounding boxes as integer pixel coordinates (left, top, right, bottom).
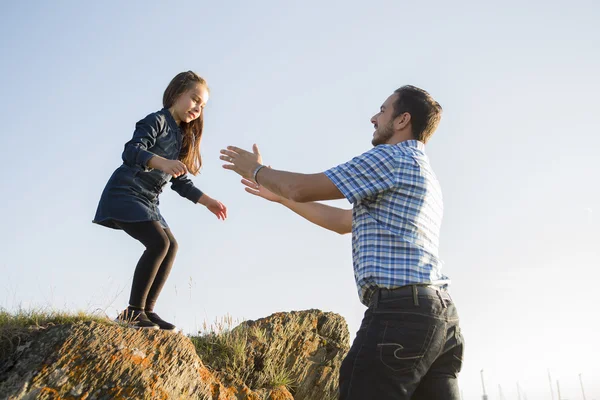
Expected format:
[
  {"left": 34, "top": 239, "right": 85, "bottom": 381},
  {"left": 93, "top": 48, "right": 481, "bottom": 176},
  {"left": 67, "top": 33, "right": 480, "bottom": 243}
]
[
  {"left": 437, "top": 289, "right": 448, "bottom": 308},
  {"left": 373, "top": 289, "right": 379, "bottom": 309},
  {"left": 412, "top": 285, "right": 419, "bottom": 306}
]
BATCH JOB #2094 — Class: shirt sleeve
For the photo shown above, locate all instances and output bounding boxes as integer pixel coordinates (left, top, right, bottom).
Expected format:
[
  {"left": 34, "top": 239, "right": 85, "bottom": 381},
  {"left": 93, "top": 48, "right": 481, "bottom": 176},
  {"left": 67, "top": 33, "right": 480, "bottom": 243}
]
[
  {"left": 121, "top": 112, "right": 163, "bottom": 171},
  {"left": 170, "top": 174, "right": 204, "bottom": 203},
  {"left": 324, "top": 145, "right": 398, "bottom": 204}
]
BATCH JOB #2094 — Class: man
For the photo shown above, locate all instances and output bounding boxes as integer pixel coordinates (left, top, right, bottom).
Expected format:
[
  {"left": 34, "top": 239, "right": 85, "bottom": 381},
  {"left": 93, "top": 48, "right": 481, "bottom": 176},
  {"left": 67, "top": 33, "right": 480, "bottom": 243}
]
[{"left": 220, "top": 85, "right": 464, "bottom": 400}]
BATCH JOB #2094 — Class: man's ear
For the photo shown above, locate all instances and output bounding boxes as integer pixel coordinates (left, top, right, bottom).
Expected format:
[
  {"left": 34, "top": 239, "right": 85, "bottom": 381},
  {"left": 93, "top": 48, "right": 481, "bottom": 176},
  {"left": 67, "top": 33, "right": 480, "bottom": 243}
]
[{"left": 394, "top": 112, "right": 411, "bottom": 130}]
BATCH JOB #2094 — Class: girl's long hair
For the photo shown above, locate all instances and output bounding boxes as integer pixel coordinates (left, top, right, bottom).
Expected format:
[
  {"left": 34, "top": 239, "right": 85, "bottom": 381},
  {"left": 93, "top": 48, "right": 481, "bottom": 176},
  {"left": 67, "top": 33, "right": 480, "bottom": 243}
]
[{"left": 162, "top": 71, "right": 208, "bottom": 175}]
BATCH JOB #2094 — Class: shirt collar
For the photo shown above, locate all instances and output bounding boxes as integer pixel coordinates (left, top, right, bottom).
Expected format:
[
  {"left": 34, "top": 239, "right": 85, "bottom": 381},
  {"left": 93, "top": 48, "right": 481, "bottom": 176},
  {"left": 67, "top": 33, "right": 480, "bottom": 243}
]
[
  {"left": 162, "top": 108, "right": 181, "bottom": 131},
  {"left": 397, "top": 139, "right": 425, "bottom": 151}
]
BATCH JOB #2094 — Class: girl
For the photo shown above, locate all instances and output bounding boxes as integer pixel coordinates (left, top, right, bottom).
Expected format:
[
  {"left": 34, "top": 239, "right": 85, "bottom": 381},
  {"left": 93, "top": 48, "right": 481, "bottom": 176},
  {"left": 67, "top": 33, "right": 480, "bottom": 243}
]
[{"left": 93, "top": 71, "right": 227, "bottom": 330}]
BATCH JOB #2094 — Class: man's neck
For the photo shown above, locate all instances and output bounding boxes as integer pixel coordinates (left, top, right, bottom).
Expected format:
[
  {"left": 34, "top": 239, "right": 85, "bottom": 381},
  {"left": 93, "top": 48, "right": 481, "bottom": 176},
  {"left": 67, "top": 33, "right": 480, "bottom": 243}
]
[{"left": 387, "top": 132, "right": 416, "bottom": 145}]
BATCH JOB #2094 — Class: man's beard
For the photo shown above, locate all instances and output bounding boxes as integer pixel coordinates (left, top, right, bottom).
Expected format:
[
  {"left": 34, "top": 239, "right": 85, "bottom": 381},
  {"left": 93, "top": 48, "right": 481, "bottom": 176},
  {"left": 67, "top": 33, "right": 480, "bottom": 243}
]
[{"left": 371, "top": 121, "right": 394, "bottom": 146}]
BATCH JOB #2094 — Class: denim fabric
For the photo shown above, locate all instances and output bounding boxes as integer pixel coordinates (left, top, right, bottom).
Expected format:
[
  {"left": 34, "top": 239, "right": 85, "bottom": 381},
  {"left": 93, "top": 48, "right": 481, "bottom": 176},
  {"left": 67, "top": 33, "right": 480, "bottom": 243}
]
[
  {"left": 93, "top": 109, "right": 203, "bottom": 229},
  {"left": 339, "top": 287, "right": 464, "bottom": 400}
]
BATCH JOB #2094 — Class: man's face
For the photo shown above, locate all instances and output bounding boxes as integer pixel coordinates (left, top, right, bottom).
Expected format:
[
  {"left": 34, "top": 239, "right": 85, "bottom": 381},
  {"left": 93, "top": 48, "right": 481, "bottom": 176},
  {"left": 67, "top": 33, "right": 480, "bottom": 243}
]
[{"left": 370, "top": 93, "right": 398, "bottom": 146}]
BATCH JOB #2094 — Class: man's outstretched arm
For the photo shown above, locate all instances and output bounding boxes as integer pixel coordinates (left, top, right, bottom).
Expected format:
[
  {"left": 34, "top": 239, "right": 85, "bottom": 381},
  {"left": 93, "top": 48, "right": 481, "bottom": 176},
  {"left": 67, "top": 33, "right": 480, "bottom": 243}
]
[
  {"left": 241, "top": 178, "right": 352, "bottom": 235},
  {"left": 256, "top": 169, "right": 344, "bottom": 203},
  {"left": 220, "top": 145, "right": 345, "bottom": 203}
]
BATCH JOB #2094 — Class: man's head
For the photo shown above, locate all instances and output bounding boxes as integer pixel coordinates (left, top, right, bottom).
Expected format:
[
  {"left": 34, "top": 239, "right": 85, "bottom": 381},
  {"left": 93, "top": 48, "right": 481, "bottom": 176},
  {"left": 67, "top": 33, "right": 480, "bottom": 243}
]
[{"left": 371, "top": 85, "right": 442, "bottom": 146}]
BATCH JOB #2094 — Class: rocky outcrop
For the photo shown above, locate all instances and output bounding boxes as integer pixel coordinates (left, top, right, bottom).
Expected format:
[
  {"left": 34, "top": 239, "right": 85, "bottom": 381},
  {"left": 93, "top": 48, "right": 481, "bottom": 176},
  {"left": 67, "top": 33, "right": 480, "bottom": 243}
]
[
  {"left": 0, "top": 309, "right": 349, "bottom": 399},
  {"left": 239, "top": 310, "right": 349, "bottom": 400}
]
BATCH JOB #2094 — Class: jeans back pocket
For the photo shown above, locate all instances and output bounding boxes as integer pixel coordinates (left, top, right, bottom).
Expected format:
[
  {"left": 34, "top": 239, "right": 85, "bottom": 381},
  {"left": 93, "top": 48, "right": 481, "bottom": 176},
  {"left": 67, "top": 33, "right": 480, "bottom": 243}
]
[{"left": 378, "top": 319, "right": 437, "bottom": 373}]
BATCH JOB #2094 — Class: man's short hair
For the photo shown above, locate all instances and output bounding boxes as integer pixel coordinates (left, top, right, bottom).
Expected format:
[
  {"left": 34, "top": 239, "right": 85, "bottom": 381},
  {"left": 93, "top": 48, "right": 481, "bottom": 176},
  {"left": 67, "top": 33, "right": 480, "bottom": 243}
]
[{"left": 392, "top": 86, "right": 443, "bottom": 143}]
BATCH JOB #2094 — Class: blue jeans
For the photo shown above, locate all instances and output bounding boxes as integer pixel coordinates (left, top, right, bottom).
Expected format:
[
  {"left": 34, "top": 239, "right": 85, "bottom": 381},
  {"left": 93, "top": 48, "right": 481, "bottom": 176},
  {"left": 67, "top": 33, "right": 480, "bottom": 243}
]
[{"left": 339, "top": 286, "right": 464, "bottom": 400}]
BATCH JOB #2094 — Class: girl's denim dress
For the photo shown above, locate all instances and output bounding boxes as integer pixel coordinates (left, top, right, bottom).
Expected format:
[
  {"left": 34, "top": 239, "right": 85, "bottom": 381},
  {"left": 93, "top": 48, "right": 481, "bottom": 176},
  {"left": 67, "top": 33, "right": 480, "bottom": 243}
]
[{"left": 93, "top": 109, "right": 203, "bottom": 229}]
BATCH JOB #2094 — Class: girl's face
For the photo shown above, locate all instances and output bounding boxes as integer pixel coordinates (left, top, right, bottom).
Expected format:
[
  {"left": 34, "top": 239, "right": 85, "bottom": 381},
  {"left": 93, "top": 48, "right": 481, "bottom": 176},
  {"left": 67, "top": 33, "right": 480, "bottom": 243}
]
[{"left": 170, "top": 83, "right": 209, "bottom": 124}]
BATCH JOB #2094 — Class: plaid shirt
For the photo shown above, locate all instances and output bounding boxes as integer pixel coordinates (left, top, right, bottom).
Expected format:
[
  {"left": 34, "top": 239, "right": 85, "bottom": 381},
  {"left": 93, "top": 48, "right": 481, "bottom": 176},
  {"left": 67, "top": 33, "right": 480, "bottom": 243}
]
[{"left": 325, "top": 140, "right": 449, "bottom": 305}]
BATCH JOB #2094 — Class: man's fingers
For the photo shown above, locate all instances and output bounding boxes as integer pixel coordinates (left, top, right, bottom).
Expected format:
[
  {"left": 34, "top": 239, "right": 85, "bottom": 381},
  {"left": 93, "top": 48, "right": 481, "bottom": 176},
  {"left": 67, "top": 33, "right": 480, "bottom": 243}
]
[
  {"left": 222, "top": 164, "right": 236, "bottom": 170},
  {"left": 245, "top": 187, "right": 260, "bottom": 196},
  {"left": 253, "top": 144, "right": 263, "bottom": 164},
  {"left": 241, "top": 178, "right": 258, "bottom": 188},
  {"left": 220, "top": 149, "right": 238, "bottom": 158},
  {"left": 227, "top": 146, "right": 246, "bottom": 154}
]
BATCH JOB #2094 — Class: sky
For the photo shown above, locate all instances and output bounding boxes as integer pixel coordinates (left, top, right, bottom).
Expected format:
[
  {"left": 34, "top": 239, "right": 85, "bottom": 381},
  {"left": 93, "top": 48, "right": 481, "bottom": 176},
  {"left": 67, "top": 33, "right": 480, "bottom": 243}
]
[{"left": 1, "top": 1, "right": 598, "bottom": 399}]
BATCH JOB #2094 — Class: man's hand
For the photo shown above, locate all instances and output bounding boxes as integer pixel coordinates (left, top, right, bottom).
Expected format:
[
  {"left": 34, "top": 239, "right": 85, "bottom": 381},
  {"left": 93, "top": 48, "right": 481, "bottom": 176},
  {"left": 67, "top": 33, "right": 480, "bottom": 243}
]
[
  {"left": 220, "top": 144, "right": 262, "bottom": 180},
  {"left": 221, "top": 143, "right": 344, "bottom": 203},
  {"left": 241, "top": 177, "right": 283, "bottom": 203}
]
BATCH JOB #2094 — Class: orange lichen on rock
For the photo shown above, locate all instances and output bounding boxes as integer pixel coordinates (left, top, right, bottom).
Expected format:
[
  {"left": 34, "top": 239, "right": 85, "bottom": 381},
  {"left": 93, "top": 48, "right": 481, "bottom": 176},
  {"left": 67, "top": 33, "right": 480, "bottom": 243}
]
[{"left": 0, "top": 310, "right": 349, "bottom": 399}]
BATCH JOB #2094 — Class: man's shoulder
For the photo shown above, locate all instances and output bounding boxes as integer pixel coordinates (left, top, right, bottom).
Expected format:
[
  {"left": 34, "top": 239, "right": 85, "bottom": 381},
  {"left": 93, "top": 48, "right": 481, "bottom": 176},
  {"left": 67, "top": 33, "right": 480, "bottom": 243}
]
[
  {"left": 371, "top": 144, "right": 425, "bottom": 170},
  {"left": 356, "top": 144, "right": 402, "bottom": 163},
  {"left": 367, "top": 143, "right": 424, "bottom": 159}
]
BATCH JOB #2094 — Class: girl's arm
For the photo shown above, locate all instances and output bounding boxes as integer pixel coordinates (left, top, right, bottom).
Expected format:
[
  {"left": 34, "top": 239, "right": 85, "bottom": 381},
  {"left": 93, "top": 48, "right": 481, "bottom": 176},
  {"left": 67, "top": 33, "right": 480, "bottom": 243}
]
[
  {"left": 171, "top": 176, "right": 227, "bottom": 220},
  {"left": 170, "top": 174, "right": 203, "bottom": 203},
  {"left": 121, "top": 112, "right": 162, "bottom": 171},
  {"left": 122, "top": 112, "right": 187, "bottom": 177}
]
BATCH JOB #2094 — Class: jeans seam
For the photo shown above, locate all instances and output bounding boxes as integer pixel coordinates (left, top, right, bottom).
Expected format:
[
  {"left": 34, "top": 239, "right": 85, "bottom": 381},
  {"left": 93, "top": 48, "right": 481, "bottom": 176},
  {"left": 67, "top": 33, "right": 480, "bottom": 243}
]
[
  {"left": 373, "top": 310, "right": 447, "bottom": 320},
  {"left": 345, "top": 313, "right": 374, "bottom": 399}
]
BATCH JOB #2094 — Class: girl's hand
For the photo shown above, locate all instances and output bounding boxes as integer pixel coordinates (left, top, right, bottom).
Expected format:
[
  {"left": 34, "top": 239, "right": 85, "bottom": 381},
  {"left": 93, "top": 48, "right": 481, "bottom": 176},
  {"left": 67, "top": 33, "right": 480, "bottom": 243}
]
[
  {"left": 149, "top": 156, "right": 188, "bottom": 177},
  {"left": 241, "top": 178, "right": 283, "bottom": 203},
  {"left": 207, "top": 199, "right": 227, "bottom": 220},
  {"left": 198, "top": 195, "right": 227, "bottom": 220}
]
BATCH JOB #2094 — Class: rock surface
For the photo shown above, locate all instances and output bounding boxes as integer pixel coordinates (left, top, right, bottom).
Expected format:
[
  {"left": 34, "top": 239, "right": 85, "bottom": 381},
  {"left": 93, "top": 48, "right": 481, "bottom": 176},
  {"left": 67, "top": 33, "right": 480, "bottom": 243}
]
[{"left": 0, "top": 309, "right": 349, "bottom": 399}]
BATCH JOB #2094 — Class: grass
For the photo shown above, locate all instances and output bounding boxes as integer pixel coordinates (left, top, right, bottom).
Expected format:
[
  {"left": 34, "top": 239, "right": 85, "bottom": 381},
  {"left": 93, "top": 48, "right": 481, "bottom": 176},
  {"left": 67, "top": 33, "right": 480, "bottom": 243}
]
[
  {"left": 0, "top": 307, "right": 110, "bottom": 360},
  {"left": 0, "top": 307, "right": 108, "bottom": 329},
  {"left": 249, "top": 324, "right": 267, "bottom": 343},
  {"left": 189, "top": 315, "right": 252, "bottom": 383},
  {"left": 264, "top": 364, "right": 297, "bottom": 390},
  {"left": 1, "top": 308, "right": 299, "bottom": 393},
  {"left": 188, "top": 315, "right": 296, "bottom": 392}
]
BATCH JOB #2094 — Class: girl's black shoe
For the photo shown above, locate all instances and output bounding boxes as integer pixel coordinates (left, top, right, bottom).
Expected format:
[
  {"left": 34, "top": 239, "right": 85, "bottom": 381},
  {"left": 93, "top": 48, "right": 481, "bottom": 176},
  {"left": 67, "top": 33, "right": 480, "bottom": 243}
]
[
  {"left": 146, "top": 312, "right": 177, "bottom": 331},
  {"left": 115, "top": 308, "right": 159, "bottom": 330}
]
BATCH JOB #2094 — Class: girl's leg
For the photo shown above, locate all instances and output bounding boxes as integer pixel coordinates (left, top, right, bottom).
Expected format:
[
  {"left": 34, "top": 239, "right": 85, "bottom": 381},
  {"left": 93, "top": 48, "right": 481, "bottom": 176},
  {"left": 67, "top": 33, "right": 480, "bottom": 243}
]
[
  {"left": 144, "top": 228, "right": 178, "bottom": 312},
  {"left": 116, "top": 221, "right": 171, "bottom": 309}
]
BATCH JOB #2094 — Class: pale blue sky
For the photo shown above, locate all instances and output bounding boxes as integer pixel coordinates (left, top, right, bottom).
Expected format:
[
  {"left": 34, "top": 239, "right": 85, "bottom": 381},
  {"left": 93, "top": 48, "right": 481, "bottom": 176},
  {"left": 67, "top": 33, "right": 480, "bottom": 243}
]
[{"left": 1, "top": 1, "right": 598, "bottom": 399}]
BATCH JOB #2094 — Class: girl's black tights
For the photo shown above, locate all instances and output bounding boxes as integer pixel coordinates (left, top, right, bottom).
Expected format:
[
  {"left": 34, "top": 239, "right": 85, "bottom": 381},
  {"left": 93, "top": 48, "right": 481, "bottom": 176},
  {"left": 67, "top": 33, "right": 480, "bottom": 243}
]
[{"left": 115, "top": 221, "right": 178, "bottom": 312}]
